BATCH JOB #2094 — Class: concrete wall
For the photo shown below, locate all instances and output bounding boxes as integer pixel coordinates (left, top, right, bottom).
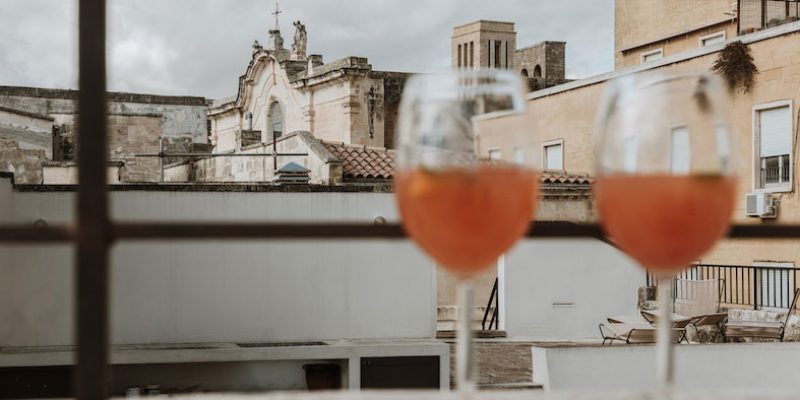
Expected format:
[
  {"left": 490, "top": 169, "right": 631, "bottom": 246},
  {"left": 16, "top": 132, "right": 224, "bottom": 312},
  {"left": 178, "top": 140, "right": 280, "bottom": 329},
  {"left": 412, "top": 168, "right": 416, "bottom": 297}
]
[
  {"left": 533, "top": 342, "right": 800, "bottom": 391},
  {"left": 42, "top": 164, "right": 122, "bottom": 185},
  {"left": 0, "top": 177, "right": 437, "bottom": 347},
  {"left": 504, "top": 240, "right": 644, "bottom": 340}
]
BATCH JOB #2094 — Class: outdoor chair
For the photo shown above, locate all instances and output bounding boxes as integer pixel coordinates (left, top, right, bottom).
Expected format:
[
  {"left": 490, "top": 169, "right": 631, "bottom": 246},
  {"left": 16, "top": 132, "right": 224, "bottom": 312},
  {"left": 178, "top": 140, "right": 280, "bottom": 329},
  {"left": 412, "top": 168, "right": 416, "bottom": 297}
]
[
  {"left": 599, "top": 323, "right": 686, "bottom": 345},
  {"left": 640, "top": 310, "right": 693, "bottom": 328},
  {"left": 724, "top": 288, "right": 800, "bottom": 342}
]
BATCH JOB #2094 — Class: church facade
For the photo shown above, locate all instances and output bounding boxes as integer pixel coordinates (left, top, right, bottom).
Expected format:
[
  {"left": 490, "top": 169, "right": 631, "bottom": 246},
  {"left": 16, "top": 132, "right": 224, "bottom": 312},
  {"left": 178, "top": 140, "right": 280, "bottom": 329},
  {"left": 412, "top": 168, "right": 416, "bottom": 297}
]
[{"left": 193, "top": 22, "right": 407, "bottom": 184}]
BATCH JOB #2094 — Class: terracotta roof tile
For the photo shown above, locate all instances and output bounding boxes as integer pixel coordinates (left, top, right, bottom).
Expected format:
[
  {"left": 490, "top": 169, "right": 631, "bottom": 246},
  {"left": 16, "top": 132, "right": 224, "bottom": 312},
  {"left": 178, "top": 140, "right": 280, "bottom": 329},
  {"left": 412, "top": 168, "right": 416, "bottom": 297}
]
[
  {"left": 319, "top": 141, "right": 594, "bottom": 185},
  {"left": 321, "top": 142, "right": 396, "bottom": 180}
]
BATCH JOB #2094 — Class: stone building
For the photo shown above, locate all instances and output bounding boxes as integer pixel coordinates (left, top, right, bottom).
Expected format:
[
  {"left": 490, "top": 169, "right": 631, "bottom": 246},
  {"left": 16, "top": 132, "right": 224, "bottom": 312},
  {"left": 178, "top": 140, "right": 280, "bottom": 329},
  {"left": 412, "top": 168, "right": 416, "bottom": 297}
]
[
  {"left": 0, "top": 86, "right": 209, "bottom": 183},
  {"left": 195, "top": 21, "right": 408, "bottom": 184},
  {"left": 451, "top": 20, "right": 569, "bottom": 91},
  {"left": 477, "top": 0, "right": 800, "bottom": 309}
]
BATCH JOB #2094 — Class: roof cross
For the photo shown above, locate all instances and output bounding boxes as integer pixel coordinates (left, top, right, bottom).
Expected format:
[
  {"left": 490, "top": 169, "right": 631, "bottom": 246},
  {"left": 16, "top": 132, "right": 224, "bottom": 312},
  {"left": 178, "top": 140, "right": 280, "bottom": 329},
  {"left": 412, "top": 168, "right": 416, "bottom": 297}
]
[{"left": 272, "top": 1, "right": 282, "bottom": 31}]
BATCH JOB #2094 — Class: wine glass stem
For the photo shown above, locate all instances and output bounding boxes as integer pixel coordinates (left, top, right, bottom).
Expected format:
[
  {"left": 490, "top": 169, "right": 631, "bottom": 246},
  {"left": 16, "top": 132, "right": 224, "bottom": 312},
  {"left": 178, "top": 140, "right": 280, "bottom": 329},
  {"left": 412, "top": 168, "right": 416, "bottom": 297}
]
[
  {"left": 456, "top": 279, "right": 476, "bottom": 391},
  {"left": 656, "top": 273, "right": 675, "bottom": 391}
]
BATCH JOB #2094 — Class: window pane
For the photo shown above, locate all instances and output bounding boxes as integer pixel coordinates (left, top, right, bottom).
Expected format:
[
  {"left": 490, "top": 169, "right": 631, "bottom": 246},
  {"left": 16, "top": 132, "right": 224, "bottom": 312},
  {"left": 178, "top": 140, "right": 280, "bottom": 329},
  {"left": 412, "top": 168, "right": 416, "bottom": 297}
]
[
  {"left": 701, "top": 34, "right": 725, "bottom": 47},
  {"left": 642, "top": 50, "right": 662, "bottom": 63},
  {"left": 545, "top": 144, "right": 563, "bottom": 170},
  {"left": 488, "top": 149, "right": 501, "bottom": 160},
  {"left": 670, "top": 127, "right": 690, "bottom": 173},
  {"left": 763, "top": 156, "right": 781, "bottom": 184}
]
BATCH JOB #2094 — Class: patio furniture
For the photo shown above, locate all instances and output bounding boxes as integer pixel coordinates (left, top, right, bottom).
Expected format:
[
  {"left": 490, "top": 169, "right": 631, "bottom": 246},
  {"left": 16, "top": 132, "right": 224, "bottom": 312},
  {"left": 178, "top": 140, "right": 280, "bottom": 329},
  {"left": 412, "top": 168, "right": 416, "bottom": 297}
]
[
  {"left": 599, "top": 323, "right": 686, "bottom": 345},
  {"left": 724, "top": 288, "right": 800, "bottom": 342},
  {"left": 640, "top": 310, "right": 693, "bottom": 328}
]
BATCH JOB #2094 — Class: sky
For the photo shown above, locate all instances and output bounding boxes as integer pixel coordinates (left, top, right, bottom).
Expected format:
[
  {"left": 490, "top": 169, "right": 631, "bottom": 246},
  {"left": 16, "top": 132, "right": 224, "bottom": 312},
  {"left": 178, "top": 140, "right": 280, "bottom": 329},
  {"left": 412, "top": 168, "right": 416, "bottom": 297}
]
[{"left": 0, "top": 0, "right": 615, "bottom": 99}]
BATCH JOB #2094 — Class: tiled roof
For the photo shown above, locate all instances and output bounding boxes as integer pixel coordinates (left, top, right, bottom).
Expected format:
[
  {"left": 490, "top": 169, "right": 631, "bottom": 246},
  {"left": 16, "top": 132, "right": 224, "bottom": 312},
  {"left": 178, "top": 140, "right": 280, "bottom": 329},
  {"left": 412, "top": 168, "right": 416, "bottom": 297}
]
[
  {"left": 321, "top": 142, "right": 396, "bottom": 180},
  {"left": 318, "top": 141, "right": 593, "bottom": 185},
  {"left": 540, "top": 170, "right": 594, "bottom": 185}
]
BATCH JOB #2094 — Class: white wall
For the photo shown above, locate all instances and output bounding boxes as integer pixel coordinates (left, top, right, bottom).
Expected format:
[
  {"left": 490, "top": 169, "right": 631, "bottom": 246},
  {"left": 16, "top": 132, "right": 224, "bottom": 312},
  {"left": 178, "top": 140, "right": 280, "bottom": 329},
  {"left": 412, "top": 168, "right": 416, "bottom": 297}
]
[
  {"left": 504, "top": 239, "right": 644, "bottom": 340},
  {"left": 533, "top": 342, "right": 800, "bottom": 391},
  {"left": 0, "top": 177, "right": 437, "bottom": 347}
]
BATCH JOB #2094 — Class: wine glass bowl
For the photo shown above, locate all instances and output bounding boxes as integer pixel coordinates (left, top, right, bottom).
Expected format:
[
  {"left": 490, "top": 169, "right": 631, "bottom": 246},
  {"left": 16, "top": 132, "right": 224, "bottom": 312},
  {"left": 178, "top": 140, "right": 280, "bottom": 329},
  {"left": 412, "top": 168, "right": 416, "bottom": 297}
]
[
  {"left": 594, "top": 72, "right": 737, "bottom": 273},
  {"left": 395, "top": 70, "right": 537, "bottom": 279},
  {"left": 394, "top": 70, "right": 536, "bottom": 389}
]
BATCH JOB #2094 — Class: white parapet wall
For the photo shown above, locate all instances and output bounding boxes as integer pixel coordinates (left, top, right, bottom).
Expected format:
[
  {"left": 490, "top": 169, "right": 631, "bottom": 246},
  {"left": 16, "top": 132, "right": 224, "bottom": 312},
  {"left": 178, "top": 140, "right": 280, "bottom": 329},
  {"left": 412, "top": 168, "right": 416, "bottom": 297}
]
[
  {"left": 502, "top": 239, "right": 644, "bottom": 340},
  {"left": 0, "top": 177, "right": 437, "bottom": 347},
  {"left": 533, "top": 342, "right": 800, "bottom": 392}
]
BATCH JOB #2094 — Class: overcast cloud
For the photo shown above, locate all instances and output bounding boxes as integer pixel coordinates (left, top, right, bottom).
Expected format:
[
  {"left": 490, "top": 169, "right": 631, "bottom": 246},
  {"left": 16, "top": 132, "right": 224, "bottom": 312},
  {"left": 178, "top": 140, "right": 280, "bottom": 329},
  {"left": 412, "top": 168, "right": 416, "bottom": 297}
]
[{"left": 0, "top": 0, "right": 614, "bottom": 99}]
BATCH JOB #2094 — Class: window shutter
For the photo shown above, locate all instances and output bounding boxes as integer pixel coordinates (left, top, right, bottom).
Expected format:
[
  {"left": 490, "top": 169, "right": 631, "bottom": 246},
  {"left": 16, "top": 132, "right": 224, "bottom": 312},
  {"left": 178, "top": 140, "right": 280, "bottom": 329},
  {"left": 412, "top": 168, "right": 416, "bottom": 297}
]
[
  {"left": 760, "top": 106, "right": 792, "bottom": 157},
  {"left": 545, "top": 144, "right": 563, "bottom": 170}
]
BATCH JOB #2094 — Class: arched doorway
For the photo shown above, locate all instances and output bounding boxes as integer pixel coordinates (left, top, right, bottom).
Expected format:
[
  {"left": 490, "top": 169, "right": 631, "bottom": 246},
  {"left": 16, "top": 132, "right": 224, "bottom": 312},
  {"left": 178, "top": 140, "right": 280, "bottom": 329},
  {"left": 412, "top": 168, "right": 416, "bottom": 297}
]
[
  {"left": 533, "top": 65, "right": 542, "bottom": 78},
  {"left": 521, "top": 69, "right": 529, "bottom": 77}
]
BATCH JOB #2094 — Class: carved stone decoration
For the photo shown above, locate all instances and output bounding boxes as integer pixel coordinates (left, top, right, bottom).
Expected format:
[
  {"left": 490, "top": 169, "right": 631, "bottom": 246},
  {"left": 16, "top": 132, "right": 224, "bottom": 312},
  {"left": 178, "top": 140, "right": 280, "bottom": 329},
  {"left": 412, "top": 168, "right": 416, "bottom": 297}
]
[
  {"left": 252, "top": 40, "right": 263, "bottom": 55},
  {"left": 291, "top": 21, "right": 308, "bottom": 60},
  {"left": 269, "top": 29, "right": 284, "bottom": 51}
]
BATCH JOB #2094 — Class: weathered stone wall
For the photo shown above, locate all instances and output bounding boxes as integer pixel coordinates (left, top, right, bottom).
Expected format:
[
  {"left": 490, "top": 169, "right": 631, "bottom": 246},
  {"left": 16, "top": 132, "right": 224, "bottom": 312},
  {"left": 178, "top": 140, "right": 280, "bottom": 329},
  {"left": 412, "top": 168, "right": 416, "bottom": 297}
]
[
  {"left": 0, "top": 138, "right": 44, "bottom": 184},
  {"left": 452, "top": 21, "right": 516, "bottom": 70},
  {"left": 515, "top": 41, "right": 566, "bottom": 80},
  {"left": 108, "top": 115, "right": 163, "bottom": 182},
  {"left": 166, "top": 131, "right": 341, "bottom": 185}
]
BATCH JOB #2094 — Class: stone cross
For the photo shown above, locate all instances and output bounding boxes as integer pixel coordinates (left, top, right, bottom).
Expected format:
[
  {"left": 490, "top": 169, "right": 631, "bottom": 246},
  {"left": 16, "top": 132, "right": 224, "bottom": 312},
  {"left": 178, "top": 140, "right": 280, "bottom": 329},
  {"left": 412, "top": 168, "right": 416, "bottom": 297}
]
[{"left": 272, "top": 1, "right": 282, "bottom": 31}]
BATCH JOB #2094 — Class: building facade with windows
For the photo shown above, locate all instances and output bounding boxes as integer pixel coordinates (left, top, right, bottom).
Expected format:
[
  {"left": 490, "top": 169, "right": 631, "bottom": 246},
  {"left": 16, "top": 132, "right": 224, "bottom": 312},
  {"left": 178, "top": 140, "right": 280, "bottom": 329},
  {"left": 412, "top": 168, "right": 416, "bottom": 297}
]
[{"left": 477, "top": 0, "right": 800, "bottom": 290}]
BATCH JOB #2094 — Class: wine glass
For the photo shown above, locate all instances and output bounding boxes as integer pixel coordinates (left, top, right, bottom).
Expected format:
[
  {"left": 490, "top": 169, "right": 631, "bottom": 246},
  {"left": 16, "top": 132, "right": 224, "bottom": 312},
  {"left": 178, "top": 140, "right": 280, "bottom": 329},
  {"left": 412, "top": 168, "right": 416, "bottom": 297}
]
[
  {"left": 594, "top": 71, "right": 736, "bottom": 389},
  {"left": 395, "top": 70, "right": 537, "bottom": 391}
]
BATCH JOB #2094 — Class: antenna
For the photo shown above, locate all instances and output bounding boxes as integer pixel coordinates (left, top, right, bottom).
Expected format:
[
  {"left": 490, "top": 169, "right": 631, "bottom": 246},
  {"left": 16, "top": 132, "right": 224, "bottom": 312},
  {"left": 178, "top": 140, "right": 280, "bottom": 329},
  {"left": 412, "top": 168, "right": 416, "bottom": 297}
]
[{"left": 272, "top": 1, "right": 282, "bottom": 31}]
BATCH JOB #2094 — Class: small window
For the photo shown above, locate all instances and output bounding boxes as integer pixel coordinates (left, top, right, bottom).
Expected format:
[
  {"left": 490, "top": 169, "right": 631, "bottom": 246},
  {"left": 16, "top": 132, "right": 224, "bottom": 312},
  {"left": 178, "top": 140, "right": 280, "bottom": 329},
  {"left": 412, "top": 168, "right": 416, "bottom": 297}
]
[
  {"left": 700, "top": 31, "right": 726, "bottom": 47},
  {"left": 670, "top": 126, "right": 691, "bottom": 174},
  {"left": 469, "top": 41, "right": 474, "bottom": 68},
  {"left": 533, "top": 65, "right": 542, "bottom": 78},
  {"left": 488, "top": 148, "right": 502, "bottom": 161},
  {"left": 269, "top": 101, "right": 284, "bottom": 140},
  {"left": 494, "top": 41, "right": 501, "bottom": 68},
  {"left": 755, "top": 103, "right": 793, "bottom": 191},
  {"left": 457, "top": 44, "right": 462, "bottom": 68},
  {"left": 542, "top": 140, "right": 564, "bottom": 170},
  {"left": 641, "top": 48, "right": 663, "bottom": 63},
  {"left": 521, "top": 69, "right": 529, "bottom": 77},
  {"left": 514, "top": 147, "right": 524, "bottom": 164}
]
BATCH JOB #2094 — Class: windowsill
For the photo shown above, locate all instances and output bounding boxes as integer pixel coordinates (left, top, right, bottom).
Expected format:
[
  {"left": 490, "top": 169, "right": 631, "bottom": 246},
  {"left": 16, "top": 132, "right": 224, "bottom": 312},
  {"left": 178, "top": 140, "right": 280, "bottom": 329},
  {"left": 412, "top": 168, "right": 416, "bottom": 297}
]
[{"left": 754, "top": 186, "right": 793, "bottom": 194}]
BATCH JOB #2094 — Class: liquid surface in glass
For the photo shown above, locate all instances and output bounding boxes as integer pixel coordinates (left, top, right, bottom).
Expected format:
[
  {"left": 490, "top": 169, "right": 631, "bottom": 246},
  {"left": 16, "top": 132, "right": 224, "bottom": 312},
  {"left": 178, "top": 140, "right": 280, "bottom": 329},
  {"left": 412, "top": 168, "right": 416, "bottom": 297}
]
[
  {"left": 595, "top": 174, "right": 736, "bottom": 272},
  {"left": 395, "top": 165, "right": 538, "bottom": 278}
]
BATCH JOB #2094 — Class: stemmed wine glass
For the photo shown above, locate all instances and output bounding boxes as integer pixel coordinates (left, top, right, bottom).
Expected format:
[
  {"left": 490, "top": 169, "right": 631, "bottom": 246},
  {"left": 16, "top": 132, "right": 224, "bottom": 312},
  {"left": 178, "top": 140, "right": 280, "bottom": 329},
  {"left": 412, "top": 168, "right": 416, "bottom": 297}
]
[
  {"left": 594, "top": 71, "right": 737, "bottom": 389},
  {"left": 395, "top": 70, "right": 537, "bottom": 391}
]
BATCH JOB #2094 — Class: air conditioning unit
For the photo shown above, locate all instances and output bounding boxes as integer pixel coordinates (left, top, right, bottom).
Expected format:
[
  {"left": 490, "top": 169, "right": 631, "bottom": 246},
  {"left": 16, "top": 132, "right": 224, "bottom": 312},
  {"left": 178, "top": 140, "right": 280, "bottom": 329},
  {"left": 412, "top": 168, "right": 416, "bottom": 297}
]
[{"left": 745, "top": 192, "right": 777, "bottom": 218}]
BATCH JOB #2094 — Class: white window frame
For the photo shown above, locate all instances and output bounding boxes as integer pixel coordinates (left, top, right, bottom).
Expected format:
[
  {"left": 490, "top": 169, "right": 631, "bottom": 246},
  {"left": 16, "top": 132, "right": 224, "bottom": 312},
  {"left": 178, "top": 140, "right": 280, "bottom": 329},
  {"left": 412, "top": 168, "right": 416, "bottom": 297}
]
[
  {"left": 753, "top": 261, "right": 795, "bottom": 311},
  {"left": 669, "top": 125, "right": 691, "bottom": 174},
  {"left": 699, "top": 31, "right": 726, "bottom": 47},
  {"left": 640, "top": 48, "right": 664, "bottom": 64},
  {"left": 752, "top": 100, "right": 794, "bottom": 193},
  {"left": 488, "top": 147, "right": 502, "bottom": 161},
  {"left": 542, "top": 139, "right": 564, "bottom": 171}
]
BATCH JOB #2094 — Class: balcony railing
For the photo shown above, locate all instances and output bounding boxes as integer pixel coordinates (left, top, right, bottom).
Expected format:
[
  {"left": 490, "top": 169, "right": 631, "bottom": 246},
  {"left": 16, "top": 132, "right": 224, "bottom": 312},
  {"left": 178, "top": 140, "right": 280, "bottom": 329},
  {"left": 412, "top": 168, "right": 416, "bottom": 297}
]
[
  {"left": 739, "top": 0, "right": 800, "bottom": 34},
  {"left": 647, "top": 264, "right": 799, "bottom": 310}
]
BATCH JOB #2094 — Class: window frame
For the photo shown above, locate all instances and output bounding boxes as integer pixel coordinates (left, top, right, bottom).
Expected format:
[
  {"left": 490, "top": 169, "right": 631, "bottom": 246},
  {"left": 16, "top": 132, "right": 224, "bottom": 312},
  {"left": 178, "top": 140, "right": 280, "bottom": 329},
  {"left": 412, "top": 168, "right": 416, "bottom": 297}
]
[
  {"left": 487, "top": 147, "right": 502, "bottom": 161},
  {"left": 640, "top": 48, "right": 664, "bottom": 64},
  {"left": 542, "top": 139, "right": 565, "bottom": 171},
  {"left": 699, "top": 31, "right": 726, "bottom": 47},
  {"left": 752, "top": 100, "right": 794, "bottom": 193}
]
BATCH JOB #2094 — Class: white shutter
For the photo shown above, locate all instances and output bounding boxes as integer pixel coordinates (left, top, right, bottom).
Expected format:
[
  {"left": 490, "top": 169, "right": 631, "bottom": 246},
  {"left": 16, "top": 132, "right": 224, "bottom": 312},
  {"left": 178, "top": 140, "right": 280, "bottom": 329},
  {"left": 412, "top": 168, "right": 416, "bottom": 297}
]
[
  {"left": 760, "top": 106, "right": 792, "bottom": 157},
  {"left": 545, "top": 144, "right": 563, "bottom": 170},
  {"left": 755, "top": 262, "right": 795, "bottom": 309},
  {"left": 670, "top": 127, "right": 691, "bottom": 173}
]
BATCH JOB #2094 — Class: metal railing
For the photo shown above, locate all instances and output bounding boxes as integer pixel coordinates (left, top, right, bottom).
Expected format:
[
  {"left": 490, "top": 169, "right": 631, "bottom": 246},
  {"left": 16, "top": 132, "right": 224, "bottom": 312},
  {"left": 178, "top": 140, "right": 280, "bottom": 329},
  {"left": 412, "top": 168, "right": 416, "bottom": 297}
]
[
  {"left": 647, "top": 264, "right": 799, "bottom": 310},
  {"left": 481, "top": 278, "right": 500, "bottom": 330},
  {"left": 739, "top": 0, "right": 800, "bottom": 34}
]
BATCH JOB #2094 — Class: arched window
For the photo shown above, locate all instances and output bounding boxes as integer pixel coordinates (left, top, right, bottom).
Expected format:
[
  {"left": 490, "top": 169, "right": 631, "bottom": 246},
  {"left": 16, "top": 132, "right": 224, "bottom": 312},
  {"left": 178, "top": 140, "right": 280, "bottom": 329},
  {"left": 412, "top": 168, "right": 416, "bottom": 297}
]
[
  {"left": 533, "top": 65, "right": 542, "bottom": 78},
  {"left": 521, "top": 69, "right": 529, "bottom": 77},
  {"left": 269, "top": 101, "right": 283, "bottom": 140}
]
